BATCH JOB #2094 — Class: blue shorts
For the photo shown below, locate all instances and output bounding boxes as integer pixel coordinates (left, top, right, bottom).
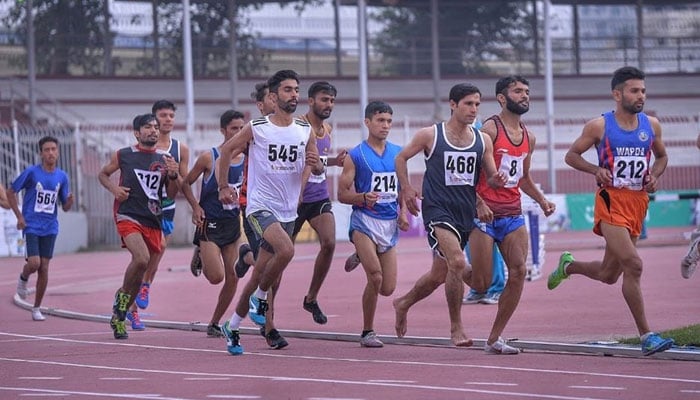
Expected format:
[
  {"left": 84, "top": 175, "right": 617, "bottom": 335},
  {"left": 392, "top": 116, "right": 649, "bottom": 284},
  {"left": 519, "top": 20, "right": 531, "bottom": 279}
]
[
  {"left": 473, "top": 215, "right": 526, "bottom": 243},
  {"left": 25, "top": 233, "right": 57, "bottom": 259},
  {"left": 247, "top": 210, "right": 295, "bottom": 253},
  {"left": 349, "top": 210, "right": 398, "bottom": 254},
  {"left": 161, "top": 218, "right": 175, "bottom": 236}
]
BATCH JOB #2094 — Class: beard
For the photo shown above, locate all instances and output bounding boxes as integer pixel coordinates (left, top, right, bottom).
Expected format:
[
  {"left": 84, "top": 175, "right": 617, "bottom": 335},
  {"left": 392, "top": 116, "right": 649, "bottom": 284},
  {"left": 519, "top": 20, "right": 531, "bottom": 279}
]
[
  {"left": 622, "top": 100, "right": 644, "bottom": 114},
  {"left": 140, "top": 138, "right": 158, "bottom": 147},
  {"left": 278, "top": 100, "right": 297, "bottom": 114},
  {"left": 505, "top": 97, "right": 529, "bottom": 115}
]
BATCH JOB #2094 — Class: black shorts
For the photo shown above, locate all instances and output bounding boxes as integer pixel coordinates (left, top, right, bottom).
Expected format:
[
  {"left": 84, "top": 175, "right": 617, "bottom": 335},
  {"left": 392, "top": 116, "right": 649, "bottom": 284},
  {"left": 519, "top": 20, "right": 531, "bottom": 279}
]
[
  {"left": 292, "top": 198, "right": 333, "bottom": 236},
  {"left": 193, "top": 217, "right": 241, "bottom": 248},
  {"left": 422, "top": 204, "right": 474, "bottom": 253}
]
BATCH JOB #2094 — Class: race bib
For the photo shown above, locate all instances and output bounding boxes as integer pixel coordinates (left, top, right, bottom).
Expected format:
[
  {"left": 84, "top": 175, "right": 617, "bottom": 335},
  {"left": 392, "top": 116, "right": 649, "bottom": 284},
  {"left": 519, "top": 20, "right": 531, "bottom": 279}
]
[
  {"left": 444, "top": 151, "right": 477, "bottom": 186},
  {"left": 308, "top": 156, "right": 328, "bottom": 184},
  {"left": 613, "top": 156, "right": 647, "bottom": 190},
  {"left": 135, "top": 168, "right": 163, "bottom": 200},
  {"left": 268, "top": 143, "right": 302, "bottom": 174},
  {"left": 371, "top": 171, "right": 398, "bottom": 204},
  {"left": 34, "top": 188, "right": 57, "bottom": 214},
  {"left": 498, "top": 153, "right": 526, "bottom": 188}
]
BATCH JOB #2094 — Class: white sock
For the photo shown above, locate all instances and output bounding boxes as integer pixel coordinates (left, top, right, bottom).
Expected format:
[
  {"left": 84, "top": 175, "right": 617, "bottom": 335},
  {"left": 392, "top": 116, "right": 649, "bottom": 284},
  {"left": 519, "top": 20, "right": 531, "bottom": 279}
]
[
  {"left": 254, "top": 287, "right": 268, "bottom": 300},
  {"left": 228, "top": 313, "right": 244, "bottom": 330}
]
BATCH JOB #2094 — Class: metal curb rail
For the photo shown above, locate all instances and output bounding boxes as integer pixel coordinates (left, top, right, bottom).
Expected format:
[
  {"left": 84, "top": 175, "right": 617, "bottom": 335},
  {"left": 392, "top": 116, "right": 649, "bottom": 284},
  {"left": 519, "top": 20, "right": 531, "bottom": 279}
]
[{"left": 13, "top": 294, "right": 700, "bottom": 361}]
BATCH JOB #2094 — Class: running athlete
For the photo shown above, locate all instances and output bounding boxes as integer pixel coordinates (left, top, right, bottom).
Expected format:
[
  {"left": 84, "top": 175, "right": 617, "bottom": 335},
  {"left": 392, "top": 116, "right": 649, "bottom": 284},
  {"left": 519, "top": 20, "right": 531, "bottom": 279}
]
[
  {"left": 338, "top": 101, "right": 408, "bottom": 348},
  {"left": 10, "top": 136, "right": 73, "bottom": 321},
  {"left": 98, "top": 113, "right": 180, "bottom": 339},
  {"left": 181, "top": 110, "right": 246, "bottom": 338},
  {"left": 548, "top": 66, "right": 675, "bottom": 356}
]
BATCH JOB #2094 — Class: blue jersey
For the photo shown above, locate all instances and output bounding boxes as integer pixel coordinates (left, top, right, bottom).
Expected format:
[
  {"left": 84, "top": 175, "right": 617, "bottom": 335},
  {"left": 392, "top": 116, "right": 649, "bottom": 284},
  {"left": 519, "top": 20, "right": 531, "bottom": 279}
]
[
  {"left": 199, "top": 148, "right": 244, "bottom": 220},
  {"left": 348, "top": 140, "right": 402, "bottom": 220},
  {"left": 597, "top": 111, "right": 654, "bottom": 191},
  {"left": 11, "top": 165, "right": 71, "bottom": 236}
]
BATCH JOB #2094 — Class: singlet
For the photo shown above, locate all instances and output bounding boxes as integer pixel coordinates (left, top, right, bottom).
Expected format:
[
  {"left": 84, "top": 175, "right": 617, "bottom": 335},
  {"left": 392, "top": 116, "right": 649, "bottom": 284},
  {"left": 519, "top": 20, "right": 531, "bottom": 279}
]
[
  {"left": 597, "top": 111, "right": 654, "bottom": 191},
  {"left": 161, "top": 138, "right": 180, "bottom": 214},
  {"left": 11, "top": 164, "right": 71, "bottom": 236},
  {"left": 114, "top": 145, "right": 169, "bottom": 229},
  {"left": 246, "top": 115, "right": 311, "bottom": 223},
  {"left": 199, "top": 148, "right": 244, "bottom": 220},
  {"left": 477, "top": 115, "right": 530, "bottom": 217},
  {"left": 298, "top": 115, "right": 332, "bottom": 203},
  {"left": 422, "top": 122, "right": 484, "bottom": 222},
  {"left": 348, "top": 140, "right": 402, "bottom": 220}
]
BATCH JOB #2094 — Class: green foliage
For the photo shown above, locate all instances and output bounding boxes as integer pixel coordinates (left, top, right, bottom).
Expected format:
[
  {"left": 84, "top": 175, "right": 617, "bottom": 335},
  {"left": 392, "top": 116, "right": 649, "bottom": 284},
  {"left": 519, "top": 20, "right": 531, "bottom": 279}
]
[
  {"left": 619, "top": 324, "right": 700, "bottom": 347},
  {"left": 371, "top": 2, "right": 534, "bottom": 76}
]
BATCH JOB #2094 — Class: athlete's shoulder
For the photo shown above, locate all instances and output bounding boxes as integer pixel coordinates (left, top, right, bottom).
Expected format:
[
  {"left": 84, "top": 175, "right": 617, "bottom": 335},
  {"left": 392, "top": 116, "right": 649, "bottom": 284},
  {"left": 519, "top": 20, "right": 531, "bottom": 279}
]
[
  {"left": 251, "top": 116, "right": 268, "bottom": 126},
  {"left": 294, "top": 118, "right": 310, "bottom": 128}
]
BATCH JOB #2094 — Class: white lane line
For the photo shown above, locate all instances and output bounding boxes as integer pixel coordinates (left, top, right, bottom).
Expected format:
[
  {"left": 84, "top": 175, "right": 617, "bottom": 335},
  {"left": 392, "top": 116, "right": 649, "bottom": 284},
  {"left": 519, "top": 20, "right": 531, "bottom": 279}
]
[
  {"left": 307, "top": 398, "right": 366, "bottom": 400},
  {"left": 206, "top": 396, "right": 261, "bottom": 399},
  {"left": 680, "top": 390, "right": 700, "bottom": 393},
  {"left": 465, "top": 382, "right": 519, "bottom": 386},
  {"left": 0, "top": 358, "right": 620, "bottom": 400},
  {"left": 99, "top": 377, "right": 145, "bottom": 381},
  {"left": 367, "top": 380, "right": 415, "bottom": 384},
  {"left": 18, "top": 377, "right": 63, "bottom": 380},
  {"left": 184, "top": 378, "right": 231, "bottom": 381},
  {"left": 1, "top": 331, "right": 697, "bottom": 386},
  {"left": 19, "top": 394, "right": 67, "bottom": 397},
  {"left": 569, "top": 386, "right": 625, "bottom": 391},
  {"left": 1, "top": 386, "right": 192, "bottom": 400}
]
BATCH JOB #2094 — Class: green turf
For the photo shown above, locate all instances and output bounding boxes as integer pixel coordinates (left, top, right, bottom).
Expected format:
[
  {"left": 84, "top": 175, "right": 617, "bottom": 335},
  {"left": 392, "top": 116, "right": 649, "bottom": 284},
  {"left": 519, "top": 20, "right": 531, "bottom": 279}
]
[{"left": 618, "top": 324, "right": 700, "bottom": 347}]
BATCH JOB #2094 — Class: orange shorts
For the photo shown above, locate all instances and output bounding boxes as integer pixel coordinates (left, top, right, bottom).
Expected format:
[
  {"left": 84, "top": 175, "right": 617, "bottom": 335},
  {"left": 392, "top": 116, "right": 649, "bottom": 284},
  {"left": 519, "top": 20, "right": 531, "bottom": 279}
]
[
  {"left": 593, "top": 187, "right": 649, "bottom": 238},
  {"left": 116, "top": 220, "right": 163, "bottom": 254}
]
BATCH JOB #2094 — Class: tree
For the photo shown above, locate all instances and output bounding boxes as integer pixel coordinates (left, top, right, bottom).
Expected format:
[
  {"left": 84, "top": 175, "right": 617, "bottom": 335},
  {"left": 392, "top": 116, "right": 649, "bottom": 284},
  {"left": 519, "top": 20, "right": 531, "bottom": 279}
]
[{"left": 371, "top": 2, "right": 534, "bottom": 76}]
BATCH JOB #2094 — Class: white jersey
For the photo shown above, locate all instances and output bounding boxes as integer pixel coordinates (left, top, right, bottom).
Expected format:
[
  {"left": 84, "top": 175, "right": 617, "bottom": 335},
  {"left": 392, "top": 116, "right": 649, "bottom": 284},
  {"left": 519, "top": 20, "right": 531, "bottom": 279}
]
[{"left": 247, "top": 115, "right": 311, "bottom": 222}]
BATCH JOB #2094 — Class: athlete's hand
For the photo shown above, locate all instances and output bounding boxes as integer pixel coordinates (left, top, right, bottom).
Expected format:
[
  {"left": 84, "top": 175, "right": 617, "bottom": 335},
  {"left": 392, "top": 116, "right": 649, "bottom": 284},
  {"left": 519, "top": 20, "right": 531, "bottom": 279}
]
[
  {"left": 540, "top": 198, "right": 557, "bottom": 217},
  {"left": 16, "top": 215, "right": 26, "bottom": 231},
  {"left": 218, "top": 186, "right": 237, "bottom": 205},
  {"left": 335, "top": 149, "right": 348, "bottom": 167},
  {"left": 306, "top": 148, "right": 323, "bottom": 175},
  {"left": 476, "top": 200, "right": 493, "bottom": 223},
  {"left": 113, "top": 186, "right": 130, "bottom": 202},
  {"left": 363, "top": 192, "right": 380, "bottom": 209},
  {"left": 595, "top": 167, "right": 612, "bottom": 187},
  {"left": 398, "top": 212, "right": 409, "bottom": 232},
  {"left": 399, "top": 186, "right": 422, "bottom": 216},
  {"left": 163, "top": 154, "right": 179, "bottom": 177},
  {"left": 192, "top": 205, "right": 205, "bottom": 227},
  {"left": 487, "top": 171, "right": 508, "bottom": 189},
  {"left": 643, "top": 174, "right": 659, "bottom": 193}
]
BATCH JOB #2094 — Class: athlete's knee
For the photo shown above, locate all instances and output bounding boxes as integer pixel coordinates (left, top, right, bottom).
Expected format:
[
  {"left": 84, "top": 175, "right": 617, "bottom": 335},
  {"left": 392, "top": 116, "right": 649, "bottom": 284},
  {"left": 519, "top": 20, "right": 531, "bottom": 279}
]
[
  {"left": 367, "top": 270, "right": 383, "bottom": 291},
  {"left": 318, "top": 235, "right": 335, "bottom": 254},
  {"left": 507, "top": 263, "right": 527, "bottom": 282},
  {"left": 621, "top": 255, "right": 643, "bottom": 279}
]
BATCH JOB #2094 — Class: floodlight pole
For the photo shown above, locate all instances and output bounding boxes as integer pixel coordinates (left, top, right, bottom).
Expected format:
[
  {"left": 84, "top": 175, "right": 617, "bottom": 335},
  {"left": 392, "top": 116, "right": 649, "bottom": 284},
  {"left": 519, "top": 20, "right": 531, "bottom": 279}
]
[
  {"left": 358, "top": 0, "right": 368, "bottom": 136},
  {"left": 182, "top": 0, "right": 195, "bottom": 158},
  {"left": 544, "top": 0, "right": 556, "bottom": 193}
]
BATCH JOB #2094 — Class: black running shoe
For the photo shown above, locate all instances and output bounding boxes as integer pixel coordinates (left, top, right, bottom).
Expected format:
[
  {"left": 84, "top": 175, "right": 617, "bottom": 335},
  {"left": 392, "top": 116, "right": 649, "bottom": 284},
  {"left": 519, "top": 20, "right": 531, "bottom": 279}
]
[
  {"left": 303, "top": 296, "right": 328, "bottom": 325},
  {"left": 259, "top": 326, "right": 266, "bottom": 338},
  {"left": 110, "top": 316, "right": 128, "bottom": 340},
  {"left": 265, "top": 329, "right": 289, "bottom": 350},
  {"left": 235, "top": 243, "right": 252, "bottom": 278},
  {"left": 190, "top": 247, "right": 202, "bottom": 277},
  {"left": 207, "top": 323, "right": 224, "bottom": 338}
]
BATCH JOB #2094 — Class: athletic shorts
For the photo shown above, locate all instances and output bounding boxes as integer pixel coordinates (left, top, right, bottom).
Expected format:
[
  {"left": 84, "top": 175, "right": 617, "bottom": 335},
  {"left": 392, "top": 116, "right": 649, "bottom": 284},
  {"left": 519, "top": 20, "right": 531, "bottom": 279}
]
[
  {"left": 348, "top": 210, "right": 398, "bottom": 254},
  {"left": 24, "top": 233, "right": 57, "bottom": 259},
  {"left": 193, "top": 217, "right": 241, "bottom": 248},
  {"left": 117, "top": 220, "right": 163, "bottom": 254},
  {"left": 241, "top": 205, "right": 260, "bottom": 259},
  {"left": 161, "top": 217, "right": 175, "bottom": 236},
  {"left": 473, "top": 215, "right": 526, "bottom": 243},
  {"left": 292, "top": 198, "right": 333, "bottom": 236},
  {"left": 422, "top": 204, "right": 474, "bottom": 254},
  {"left": 247, "top": 210, "right": 295, "bottom": 253},
  {"left": 593, "top": 187, "right": 648, "bottom": 238}
]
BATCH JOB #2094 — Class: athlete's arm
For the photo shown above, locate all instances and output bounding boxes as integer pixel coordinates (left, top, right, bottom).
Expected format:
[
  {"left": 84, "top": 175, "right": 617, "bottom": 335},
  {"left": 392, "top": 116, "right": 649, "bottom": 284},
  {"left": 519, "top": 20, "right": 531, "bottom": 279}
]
[
  {"left": 163, "top": 154, "right": 181, "bottom": 199},
  {"left": 644, "top": 116, "right": 668, "bottom": 193},
  {"left": 6, "top": 185, "right": 24, "bottom": 230},
  {"left": 395, "top": 126, "right": 434, "bottom": 216},
  {"left": 305, "top": 132, "right": 324, "bottom": 176},
  {"left": 337, "top": 154, "right": 363, "bottom": 206},
  {"left": 182, "top": 152, "right": 211, "bottom": 225},
  {"left": 60, "top": 176, "right": 74, "bottom": 212},
  {"left": 564, "top": 117, "right": 610, "bottom": 186},
  {"left": 0, "top": 183, "right": 9, "bottom": 210},
  {"left": 217, "top": 124, "right": 252, "bottom": 204},
  {"left": 519, "top": 134, "right": 555, "bottom": 216},
  {"left": 98, "top": 151, "right": 130, "bottom": 203},
  {"left": 482, "top": 133, "right": 507, "bottom": 189}
]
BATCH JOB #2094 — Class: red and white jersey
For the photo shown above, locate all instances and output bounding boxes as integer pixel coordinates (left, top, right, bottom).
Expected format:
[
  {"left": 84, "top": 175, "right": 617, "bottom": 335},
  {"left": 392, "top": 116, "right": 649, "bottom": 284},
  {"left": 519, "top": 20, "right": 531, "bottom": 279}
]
[{"left": 477, "top": 115, "right": 530, "bottom": 217}]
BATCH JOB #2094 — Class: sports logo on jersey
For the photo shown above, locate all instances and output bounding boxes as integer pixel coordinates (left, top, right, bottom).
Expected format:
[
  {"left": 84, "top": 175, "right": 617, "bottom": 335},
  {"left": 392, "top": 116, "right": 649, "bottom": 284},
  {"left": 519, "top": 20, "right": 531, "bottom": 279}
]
[
  {"left": 638, "top": 130, "right": 649, "bottom": 142},
  {"left": 496, "top": 149, "right": 509, "bottom": 154}
]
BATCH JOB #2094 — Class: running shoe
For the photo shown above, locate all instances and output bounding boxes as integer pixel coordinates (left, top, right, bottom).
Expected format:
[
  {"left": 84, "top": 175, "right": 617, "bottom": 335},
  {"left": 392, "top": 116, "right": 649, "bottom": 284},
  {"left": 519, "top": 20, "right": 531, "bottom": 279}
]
[
  {"left": 259, "top": 326, "right": 266, "bottom": 338},
  {"left": 547, "top": 252, "right": 574, "bottom": 290},
  {"left": 303, "top": 296, "right": 328, "bottom": 324},
  {"left": 31, "top": 307, "right": 46, "bottom": 321},
  {"left": 484, "top": 337, "right": 520, "bottom": 354},
  {"left": 110, "top": 316, "right": 128, "bottom": 340},
  {"left": 360, "top": 331, "right": 383, "bottom": 348},
  {"left": 190, "top": 246, "right": 202, "bottom": 277},
  {"left": 112, "top": 291, "right": 131, "bottom": 321},
  {"left": 641, "top": 332, "right": 674, "bottom": 356},
  {"left": 479, "top": 292, "right": 501, "bottom": 305},
  {"left": 681, "top": 236, "right": 700, "bottom": 279},
  {"left": 462, "top": 291, "right": 485, "bottom": 304},
  {"left": 265, "top": 329, "right": 289, "bottom": 350},
  {"left": 526, "top": 267, "right": 543, "bottom": 282},
  {"left": 16, "top": 276, "right": 29, "bottom": 299},
  {"left": 235, "top": 243, "right": 252, "bottom": 278},
  {"left": 221, "top": 321, "right": 243, "bottom": 355},
  {"left": 126, "top": 310, "right": 146, "bottom": 330},
  {"left": 207, "top": 323, "right": 224, "bottom": 338},
  {"left": 344, "top": 253, "right": 361, "bottom": 272},
  {"left": 135, "top": 283, "right": 150, "bottom": 309},
  {"left": 248, "top": 295, "right": 268, "bottom": 326}
]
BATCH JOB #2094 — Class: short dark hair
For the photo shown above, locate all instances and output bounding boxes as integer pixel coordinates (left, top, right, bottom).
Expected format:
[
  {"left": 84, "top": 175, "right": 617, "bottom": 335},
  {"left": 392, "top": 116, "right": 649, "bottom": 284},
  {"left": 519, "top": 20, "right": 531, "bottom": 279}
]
[
  {"left": 133, "top": 113, "right": 158, "bottom": 131},
  {"left": 364, "top": 101, "right": 393, "bottom": 119},
  {"left": 38, "top": 136, "right": 58, "bottom": 151},
  {"left": 308, "top": 81, "right": 337, "bottom": 98},
  {"left": 220, "top": 110, "right": 245, "bottom": 129},
  {"left": 151, "top": 100, "right": 176, "bottom": 114},
  {"left": 495, "top": 75, "right": 529, "bottom": 96},
  {"left": 611, "top": 66, "right": 645, "bottom": 90},
  {"left": 449, "top": 83, "right": 481, "bottom": 104},
  {"left": 267, "top": 70, "right": 299, "bottom": 94},
  {"left": 250, "top": 82, "right": 269, "bottom": 102}
]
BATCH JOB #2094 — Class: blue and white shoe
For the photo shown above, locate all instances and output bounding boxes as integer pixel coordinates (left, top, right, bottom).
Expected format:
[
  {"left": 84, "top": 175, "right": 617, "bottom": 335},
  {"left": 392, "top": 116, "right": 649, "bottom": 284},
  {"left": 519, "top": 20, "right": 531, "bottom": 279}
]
[
  {"left": 248, "top": 295, "right": 268, "bottom": 326},
  {"left": 221, "top": 321, "right": 243, "bottom": 355},
  {"left": 126, "top": 310, "right": 146, "bottom": 330},
  {"left": 641, "top": 332, "right": 674, "bottom": 356}
]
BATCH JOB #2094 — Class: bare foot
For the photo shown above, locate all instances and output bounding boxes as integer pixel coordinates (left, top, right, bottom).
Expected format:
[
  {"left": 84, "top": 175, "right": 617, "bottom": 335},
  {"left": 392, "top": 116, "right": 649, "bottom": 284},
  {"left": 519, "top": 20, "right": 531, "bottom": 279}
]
[
  {"left": 393, "top": 298, "right": 408, "bottom": 338},
  {"left": 451, "top": 330, "right": 473, "bottom": 347}
]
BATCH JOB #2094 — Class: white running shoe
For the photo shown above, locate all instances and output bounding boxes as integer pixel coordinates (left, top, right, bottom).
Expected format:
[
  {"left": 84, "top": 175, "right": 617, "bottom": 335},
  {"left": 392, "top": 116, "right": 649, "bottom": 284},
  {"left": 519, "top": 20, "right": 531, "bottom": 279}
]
[
  {"left": 360, "top": 331, "right": 384, "bottom": 348},
  {"left": 32, "top": 307, "right": 46, "bottom": 321},
  {"left": 17, "top": 276, "right": 29, "bottom": 299},
  {"left": 484, "top": 337, "right": 519, "bottom": 354},
  {"left": 681, "top": 236, "right": 700, "bottom": 279}
]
